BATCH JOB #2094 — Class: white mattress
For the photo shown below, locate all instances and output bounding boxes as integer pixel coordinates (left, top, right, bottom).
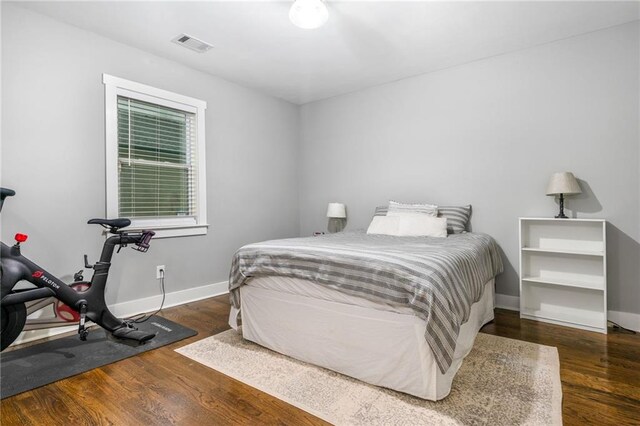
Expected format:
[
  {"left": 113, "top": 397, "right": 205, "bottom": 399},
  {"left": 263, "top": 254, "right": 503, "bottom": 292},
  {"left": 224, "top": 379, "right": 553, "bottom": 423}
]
[{"left": 231, "top": 276, "right": 495, "bottom": 400}]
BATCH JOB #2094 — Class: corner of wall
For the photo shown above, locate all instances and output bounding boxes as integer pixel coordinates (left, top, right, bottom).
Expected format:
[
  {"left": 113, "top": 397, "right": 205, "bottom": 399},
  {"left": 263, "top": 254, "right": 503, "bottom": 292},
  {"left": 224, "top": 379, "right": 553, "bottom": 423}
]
[{"left": 295, "top": 102, "right": 305, "bottom": 237}]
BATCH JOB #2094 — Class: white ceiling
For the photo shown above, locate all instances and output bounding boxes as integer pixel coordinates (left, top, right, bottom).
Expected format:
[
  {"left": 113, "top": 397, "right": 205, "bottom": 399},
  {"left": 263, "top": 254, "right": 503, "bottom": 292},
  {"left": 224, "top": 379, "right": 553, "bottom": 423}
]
[{"left": 12, "top": 1, "right": 640, "bottom": 105}]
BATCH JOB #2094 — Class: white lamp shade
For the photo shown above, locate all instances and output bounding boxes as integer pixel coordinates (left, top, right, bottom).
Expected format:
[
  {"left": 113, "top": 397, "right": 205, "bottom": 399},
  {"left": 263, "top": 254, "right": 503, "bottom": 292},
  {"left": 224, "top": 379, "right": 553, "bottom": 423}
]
[
  {"left": 546, "top": 172, "right": 582, "bottom": 195},
  {"left": 326, "top": 202, "right": 346, "bottom": 218},
  {"left": 289, "top": 0, "right": 329, "bottom": 29}
]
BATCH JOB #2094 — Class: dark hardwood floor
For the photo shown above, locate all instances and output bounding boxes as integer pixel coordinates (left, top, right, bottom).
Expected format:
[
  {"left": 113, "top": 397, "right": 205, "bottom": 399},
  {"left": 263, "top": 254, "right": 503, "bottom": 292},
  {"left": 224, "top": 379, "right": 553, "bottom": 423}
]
[{"left": 1, "top": 295, "right": 639, "bottom": 425}]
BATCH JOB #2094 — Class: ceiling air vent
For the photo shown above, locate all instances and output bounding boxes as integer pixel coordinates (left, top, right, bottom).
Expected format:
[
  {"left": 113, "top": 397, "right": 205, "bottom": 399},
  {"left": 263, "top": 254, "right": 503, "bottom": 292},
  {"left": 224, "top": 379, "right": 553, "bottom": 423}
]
[{"left": 171, "top": 33, "right": 213, "bottom": 53}]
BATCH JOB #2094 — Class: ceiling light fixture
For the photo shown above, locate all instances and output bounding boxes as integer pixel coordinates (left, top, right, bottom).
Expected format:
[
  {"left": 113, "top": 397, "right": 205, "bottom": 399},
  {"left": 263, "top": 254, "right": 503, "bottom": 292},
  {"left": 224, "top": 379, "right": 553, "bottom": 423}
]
[{"left": 289, "top": 0, "right": 329, "bottom": 30}]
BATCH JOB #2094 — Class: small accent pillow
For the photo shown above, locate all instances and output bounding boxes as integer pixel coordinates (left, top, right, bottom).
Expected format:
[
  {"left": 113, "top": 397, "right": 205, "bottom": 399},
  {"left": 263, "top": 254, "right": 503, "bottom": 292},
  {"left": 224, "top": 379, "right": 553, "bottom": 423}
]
[
  {"left": 398, "top": 215, "right": 447, "bottom": 237},
  {"left": 387, "top": 201, "right": 438, "bottom": 217},
  {"left": 366, "top": 215, "right": 447, "bottom": 238},
  {"left": 438, "top": 205, "right": 471, "bottom": 234},
  {"left": 367, "top": 216, "right": 400, "bottom": 235}
]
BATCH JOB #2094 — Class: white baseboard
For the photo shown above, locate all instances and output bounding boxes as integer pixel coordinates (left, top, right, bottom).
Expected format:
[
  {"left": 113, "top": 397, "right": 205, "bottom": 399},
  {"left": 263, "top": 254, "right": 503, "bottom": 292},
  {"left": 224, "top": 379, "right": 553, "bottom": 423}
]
[
  {"left": 495, "top": 293, "right": 520, "bottom": 311},
  {"left": 608, "top": 310, "right": 640, "bottom": 333},
  {"left": 12, "top": 281, "right": 229, "bottom": 346},
  {"left": 110, "top": 281, "right": 228, "bottom": 318},
  {"left": 494, "top": 293, "right": 640, "bottom": 332}
]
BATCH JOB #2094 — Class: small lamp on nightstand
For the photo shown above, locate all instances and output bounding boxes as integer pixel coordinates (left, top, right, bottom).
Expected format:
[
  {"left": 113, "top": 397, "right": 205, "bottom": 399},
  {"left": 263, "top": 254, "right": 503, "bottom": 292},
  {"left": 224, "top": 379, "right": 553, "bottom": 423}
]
[
  {"left": 326, "top": 202, "right": 346, "bottom": 233},
  {"left": 546, "top": 172, "right": 582, "bottom": 219}
]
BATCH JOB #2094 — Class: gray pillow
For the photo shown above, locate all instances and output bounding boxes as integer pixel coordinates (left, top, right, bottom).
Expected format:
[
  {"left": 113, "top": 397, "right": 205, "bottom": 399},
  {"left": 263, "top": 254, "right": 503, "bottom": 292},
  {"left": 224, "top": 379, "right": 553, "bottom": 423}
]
[
  {"left": 438, "top": 205, "right": 472, "bottom": 234},
  {"left": 374, "top": 206, "right": 388, "bottom": 216},
  {"left": 373, "top": 204, "right": 471, "bottom": 234}
]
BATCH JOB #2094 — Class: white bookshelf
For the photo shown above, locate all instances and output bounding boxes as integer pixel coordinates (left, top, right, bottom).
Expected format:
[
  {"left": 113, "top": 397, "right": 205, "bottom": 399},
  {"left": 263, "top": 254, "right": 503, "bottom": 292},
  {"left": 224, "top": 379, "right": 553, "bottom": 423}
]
[{"left": 519, "top": 218, "right": 607, "bottom": 333}]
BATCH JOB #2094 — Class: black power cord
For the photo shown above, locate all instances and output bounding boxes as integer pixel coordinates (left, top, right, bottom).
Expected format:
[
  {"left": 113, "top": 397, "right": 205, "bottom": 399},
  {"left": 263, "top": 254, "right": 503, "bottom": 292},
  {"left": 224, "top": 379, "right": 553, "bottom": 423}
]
[
  {"left": 126, "top": 269, "right": 166, "bottom": 324},
  {"left": 608, "top": 320, "right": 636, "bottom": 334}
]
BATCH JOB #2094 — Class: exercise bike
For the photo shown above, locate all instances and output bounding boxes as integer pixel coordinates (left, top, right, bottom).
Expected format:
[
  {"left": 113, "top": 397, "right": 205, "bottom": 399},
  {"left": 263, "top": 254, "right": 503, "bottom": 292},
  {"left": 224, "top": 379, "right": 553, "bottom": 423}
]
[{"left": 0, "top": 187, "right": 157, "bottom": 351}]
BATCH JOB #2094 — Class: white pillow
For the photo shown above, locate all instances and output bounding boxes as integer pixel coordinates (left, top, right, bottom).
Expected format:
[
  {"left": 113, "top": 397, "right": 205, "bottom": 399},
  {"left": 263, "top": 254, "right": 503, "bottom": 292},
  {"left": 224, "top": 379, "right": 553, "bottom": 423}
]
[
  {"left": 387, "top": 201, "right": 438, "bottom": 217},
  {"left": 398, "top": 215, "right": 447, "bottom": 238},
  {"left": 367, "top": 216, "right": 401, "bottom": 235},
  {"left": 366, "top": 215, "right": 447, "bottom": 238}
]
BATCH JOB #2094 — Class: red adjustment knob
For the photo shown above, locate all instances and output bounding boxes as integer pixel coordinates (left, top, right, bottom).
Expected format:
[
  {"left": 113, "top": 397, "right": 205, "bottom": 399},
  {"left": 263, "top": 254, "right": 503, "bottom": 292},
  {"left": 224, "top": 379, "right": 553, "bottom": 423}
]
[{"left": 14, "top": 233, "right": 28, "bottom": 243}]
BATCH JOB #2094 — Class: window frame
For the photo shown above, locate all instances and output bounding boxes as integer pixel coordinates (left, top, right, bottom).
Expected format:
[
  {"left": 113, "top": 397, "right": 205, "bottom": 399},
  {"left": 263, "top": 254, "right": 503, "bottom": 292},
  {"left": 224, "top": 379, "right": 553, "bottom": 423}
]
[{"left": 103, "top": 74, "right": 208, "bottom": 238}]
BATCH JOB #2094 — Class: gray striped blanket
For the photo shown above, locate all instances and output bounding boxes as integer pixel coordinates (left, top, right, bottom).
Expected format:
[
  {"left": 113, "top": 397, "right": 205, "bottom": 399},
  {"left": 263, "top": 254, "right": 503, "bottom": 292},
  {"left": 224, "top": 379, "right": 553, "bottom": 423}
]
[{"left": 229, "top": 231, "right": 503, "bottom": 373}]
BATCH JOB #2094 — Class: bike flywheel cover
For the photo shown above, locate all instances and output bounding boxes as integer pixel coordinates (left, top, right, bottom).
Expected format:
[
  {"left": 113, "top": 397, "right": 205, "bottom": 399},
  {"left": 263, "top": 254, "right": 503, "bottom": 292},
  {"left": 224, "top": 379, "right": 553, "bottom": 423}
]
[{"left": 54, "top": 282, "right": 91, "bottom": 322}]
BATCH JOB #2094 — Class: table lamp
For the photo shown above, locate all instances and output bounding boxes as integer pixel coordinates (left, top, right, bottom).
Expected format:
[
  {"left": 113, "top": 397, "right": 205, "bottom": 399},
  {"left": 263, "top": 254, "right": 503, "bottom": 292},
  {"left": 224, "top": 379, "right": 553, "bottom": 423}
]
[
  {"left": 546, "top": 172, "right": 582, "bottom": 218},
  {"left": 326, "top": 202, "right": 346, "bottom": 233}
]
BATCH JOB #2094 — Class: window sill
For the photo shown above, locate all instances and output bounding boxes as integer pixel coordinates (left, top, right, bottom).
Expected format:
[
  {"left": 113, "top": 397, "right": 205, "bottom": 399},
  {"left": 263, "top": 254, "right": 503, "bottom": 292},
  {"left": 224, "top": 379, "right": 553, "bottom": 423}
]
[{"left": 125, "top": 223, "right": 209, "bottom": 239}]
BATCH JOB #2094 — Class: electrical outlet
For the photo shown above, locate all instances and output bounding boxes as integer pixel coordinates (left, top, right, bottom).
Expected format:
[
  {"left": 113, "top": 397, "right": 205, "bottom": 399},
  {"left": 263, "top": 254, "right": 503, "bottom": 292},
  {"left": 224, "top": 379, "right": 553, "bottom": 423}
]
[{"left": 156, "top": 265, "right": 165, "bottom": 279}]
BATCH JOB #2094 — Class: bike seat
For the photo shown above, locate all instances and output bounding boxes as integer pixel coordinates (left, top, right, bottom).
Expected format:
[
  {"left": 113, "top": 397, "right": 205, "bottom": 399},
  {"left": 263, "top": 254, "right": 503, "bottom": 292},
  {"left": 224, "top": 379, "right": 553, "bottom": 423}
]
[
  {"left": 87, "top": 218, "right": 131, "bottom": 229},
  {"left": 0, "top": 188, "right": 15, "bottom": 199}
]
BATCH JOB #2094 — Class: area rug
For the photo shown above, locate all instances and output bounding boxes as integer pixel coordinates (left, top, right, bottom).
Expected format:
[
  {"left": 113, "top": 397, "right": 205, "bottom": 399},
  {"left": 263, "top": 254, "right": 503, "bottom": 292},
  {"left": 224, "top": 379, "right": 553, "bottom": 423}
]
[
  {"left": 176, "top": 330, "right": 562, "bottom": 425},
  {"left": 2, "top": 315, "right": 196, "bottom": 399}
]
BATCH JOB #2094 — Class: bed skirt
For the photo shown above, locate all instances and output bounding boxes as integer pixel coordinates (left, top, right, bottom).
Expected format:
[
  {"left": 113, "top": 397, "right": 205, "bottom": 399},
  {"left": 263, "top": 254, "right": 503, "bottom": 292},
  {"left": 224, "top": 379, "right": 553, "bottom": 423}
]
[{"left": 230, "top": 277, "right": 495, "bottom": 401}]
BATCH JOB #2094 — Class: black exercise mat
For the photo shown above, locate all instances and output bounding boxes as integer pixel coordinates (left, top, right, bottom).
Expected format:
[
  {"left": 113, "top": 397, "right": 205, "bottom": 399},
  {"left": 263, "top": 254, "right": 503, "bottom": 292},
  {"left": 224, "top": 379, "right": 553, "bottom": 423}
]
[{"left": 0, "top": 315, "right": 196, "bottom": 399}]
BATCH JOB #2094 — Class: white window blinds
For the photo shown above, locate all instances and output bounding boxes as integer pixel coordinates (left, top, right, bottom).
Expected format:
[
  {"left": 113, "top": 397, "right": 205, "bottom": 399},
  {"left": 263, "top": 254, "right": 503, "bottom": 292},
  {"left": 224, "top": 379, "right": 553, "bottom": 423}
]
[{"left": 117, "top": 96, "right": 197, "bottom": 219}]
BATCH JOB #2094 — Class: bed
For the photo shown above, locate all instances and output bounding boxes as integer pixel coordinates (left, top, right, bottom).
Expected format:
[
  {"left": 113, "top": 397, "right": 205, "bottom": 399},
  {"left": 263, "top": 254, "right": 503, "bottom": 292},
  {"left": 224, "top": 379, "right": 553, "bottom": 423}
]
[{"left": 228, "top": 230, "right": 503, "bottom": 400}]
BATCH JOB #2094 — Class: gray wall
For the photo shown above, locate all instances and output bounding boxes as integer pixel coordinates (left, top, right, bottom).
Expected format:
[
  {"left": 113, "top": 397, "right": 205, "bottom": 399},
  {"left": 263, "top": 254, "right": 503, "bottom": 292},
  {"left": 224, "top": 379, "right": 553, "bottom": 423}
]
[
  {"left": 299, "top": 22, "right": 640, "bottom": 314},
  {"left": 1, "top": 5, "right": 299, "bottom": 304},
  {"left": 2, "top": 6, "right": 638, "bottom": 316}
]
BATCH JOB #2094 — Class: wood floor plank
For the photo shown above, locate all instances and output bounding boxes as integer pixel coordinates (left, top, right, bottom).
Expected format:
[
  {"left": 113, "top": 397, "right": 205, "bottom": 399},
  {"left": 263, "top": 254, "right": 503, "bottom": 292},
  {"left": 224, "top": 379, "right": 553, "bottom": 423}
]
[{"left": 1, "top": 299, "right": 638, "bottom": 425}]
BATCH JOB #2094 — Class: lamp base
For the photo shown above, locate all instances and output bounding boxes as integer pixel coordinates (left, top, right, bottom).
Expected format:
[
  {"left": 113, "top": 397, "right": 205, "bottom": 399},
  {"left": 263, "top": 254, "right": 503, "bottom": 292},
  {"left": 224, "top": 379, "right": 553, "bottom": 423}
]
[
  {"left": 554, "top": 193, "right": 569, "bottom": 219},
  {"left": 327, "top": 218, "right": 345, "bottom": 233}
]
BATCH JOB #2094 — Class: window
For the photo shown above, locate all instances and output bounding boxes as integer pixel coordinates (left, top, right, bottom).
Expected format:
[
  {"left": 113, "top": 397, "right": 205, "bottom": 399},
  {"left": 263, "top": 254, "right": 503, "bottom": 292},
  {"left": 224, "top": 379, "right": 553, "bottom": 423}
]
[{"left": 103, "top": 74, "right": 207, "bottom": 237}]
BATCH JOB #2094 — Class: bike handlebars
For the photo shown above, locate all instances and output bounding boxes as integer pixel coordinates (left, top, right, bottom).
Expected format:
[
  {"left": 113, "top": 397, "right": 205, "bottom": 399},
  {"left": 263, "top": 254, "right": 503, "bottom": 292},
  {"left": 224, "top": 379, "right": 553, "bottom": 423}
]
[
  {"left": 0, "top": 188, "right": 16, "bottom": 200},
  {"left": 133, "top": 230, "right": 156, "bottom": 253},
  {"left": 0, "top": 187, "right": 15, "bottom": 214}
]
